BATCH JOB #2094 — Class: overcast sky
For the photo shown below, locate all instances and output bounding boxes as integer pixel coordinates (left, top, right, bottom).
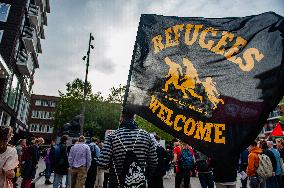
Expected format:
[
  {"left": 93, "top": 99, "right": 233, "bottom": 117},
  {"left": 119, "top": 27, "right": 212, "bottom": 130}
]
[{"left": 33, "top": 0, "right": 284, "bottom": 97}]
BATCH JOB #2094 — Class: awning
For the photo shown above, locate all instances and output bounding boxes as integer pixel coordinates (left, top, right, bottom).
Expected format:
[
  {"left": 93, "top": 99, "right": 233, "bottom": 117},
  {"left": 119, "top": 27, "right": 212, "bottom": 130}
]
[{"left": 271, "top": 122, "right": 284, "bottom": 137}]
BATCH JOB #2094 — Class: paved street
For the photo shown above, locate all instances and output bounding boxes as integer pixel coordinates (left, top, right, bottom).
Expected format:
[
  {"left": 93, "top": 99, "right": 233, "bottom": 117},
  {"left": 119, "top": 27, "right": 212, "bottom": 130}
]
[{"left": 31, "top": 159, "right": 242, "bottom": 188}]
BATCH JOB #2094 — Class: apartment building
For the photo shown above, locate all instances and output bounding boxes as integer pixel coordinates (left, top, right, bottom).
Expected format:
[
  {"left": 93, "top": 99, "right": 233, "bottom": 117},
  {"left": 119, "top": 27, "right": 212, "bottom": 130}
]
[
  {"left": 28, "top": 94, "right": 58, "bottom": 141},
  {"left": 0, "top": 0, "right": 50, "bottom": 132}
]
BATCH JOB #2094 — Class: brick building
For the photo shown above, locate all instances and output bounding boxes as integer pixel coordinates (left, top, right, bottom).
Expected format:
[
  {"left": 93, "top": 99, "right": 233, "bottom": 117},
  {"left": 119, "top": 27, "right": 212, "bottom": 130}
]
[
  {"left": 0, "top": 0, "right": 50, "bottom": 132},
  {"left": 28, "top": 94, "right": 58, "bottom": 141}
]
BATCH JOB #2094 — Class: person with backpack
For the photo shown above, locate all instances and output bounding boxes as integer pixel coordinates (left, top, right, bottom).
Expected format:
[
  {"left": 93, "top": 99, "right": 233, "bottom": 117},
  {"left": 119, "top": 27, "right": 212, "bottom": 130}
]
[
  {"left": 85, "top": 137, "right": 100, "bottom": 188},
  {"left": 175, "top": 142, "right": 194, "bottom": 188},
  {"left": 195, "top": 151, "right": 214, "bottom": 188},
  {"left": 21, "top": 137, "right": 43, "bottom": 188},
  {"left": 259, "top": 140, "right": 277, "bottom": 188},
  {"left": 50, "top": 135, "right": 69, "bottom": 188},
  {"left": 246, "top": 140, "right": 265, "bottom": 188},
  {"left": 97, "top": 109, "right": 158, "bottom": 188},
  {"left": 44, "top": 140, "right": 55, "bottom": 185},
  {"left": 148, "top": 134, "right": 167, "bottom": 188},
  {"left": 276, "top": 138, "right": 284, "bottom": 187},
  {"left": 267, "top": 141, "right": 282, "bottom": 187}
]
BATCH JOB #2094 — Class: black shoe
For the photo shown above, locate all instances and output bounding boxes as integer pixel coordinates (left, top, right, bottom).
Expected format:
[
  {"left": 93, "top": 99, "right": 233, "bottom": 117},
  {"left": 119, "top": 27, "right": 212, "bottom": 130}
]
[{"left": 45, "top": 180, "right": 53, "bottom": 185}]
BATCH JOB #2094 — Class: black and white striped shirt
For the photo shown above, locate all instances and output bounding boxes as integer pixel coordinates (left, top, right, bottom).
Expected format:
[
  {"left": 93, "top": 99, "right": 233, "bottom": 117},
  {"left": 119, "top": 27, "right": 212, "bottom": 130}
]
[{"left": 97, "top": 128, "right": 158, "bottom": 176}]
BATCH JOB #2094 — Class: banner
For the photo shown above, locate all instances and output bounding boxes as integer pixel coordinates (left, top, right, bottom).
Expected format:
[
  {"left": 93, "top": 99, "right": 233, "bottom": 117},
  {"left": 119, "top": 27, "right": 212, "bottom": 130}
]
[{"left": 124, "top": 12, "right": 284, "bottom": 162}]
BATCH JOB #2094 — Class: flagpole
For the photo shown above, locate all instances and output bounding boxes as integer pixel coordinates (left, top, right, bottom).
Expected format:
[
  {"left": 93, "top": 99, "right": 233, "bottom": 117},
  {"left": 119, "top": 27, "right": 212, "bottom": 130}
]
[{"left": 80, "top": 33, "right": 94, "bottom": 135}]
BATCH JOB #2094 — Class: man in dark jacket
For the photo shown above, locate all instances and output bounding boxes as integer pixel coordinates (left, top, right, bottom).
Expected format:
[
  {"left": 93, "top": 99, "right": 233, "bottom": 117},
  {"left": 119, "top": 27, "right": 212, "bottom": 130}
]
[
  {"left": 148, "top": 135, "right": 167, "bottom": 188},
  {"left": 50, "top": 135, "right": 69, "bottom": 188},
  {"left": 195, "top": 151, "right": 214, "bottom": 188},
  {"left": 239, "top": 148, "right": 249, "bottom": 188}
]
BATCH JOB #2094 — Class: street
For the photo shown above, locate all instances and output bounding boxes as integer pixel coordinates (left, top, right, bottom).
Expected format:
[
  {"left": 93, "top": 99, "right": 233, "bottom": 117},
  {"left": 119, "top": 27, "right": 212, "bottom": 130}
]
[{"left": 31, "top": 159, "right": 242, "bottom": 188}]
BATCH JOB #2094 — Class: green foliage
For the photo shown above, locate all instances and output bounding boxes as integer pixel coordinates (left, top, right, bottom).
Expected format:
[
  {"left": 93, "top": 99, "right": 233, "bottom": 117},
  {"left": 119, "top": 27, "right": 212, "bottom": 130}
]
[
  {"left": 55, "top": 79, "right": 174, "bottom": 141},
  {"left": 55, "top": 78, "right": 122, "bottom": 140},
  {"left": 106, "top": 84, "right": 126, "bottom": 104},
  {"left": 136, "top": 116, "right": 174, "bottom": 142},
  {"left": 60, "top": 78, "right": 93, "bottom": 100}
]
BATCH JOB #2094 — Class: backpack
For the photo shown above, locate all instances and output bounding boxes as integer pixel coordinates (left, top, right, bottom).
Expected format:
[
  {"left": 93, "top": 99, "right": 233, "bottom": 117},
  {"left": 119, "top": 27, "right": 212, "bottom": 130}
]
[
  {"left": 113, "top": 130, "right": 146, "bottom": 188},
  {"left": 51, "top": 144, "right": 64, "bottom": 166},
  {"left": 179, "top": 149, "right": 194, "bottom": 170},
  {"left": 256, "top": 153, "right": 273, "bottom": 179},
  {"left": 195, "top": 151, "right": 210, "bottom": 172},
  {"left": 89, "top": 144, "right": 97, "bottom": 161},
  {"left": 156, "top": 145, "right": 167, "bottom": 176}
]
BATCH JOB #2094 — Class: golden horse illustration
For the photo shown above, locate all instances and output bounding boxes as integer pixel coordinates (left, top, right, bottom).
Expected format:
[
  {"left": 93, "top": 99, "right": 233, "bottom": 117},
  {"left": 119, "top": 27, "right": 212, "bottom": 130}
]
[
  {"left": 162, "top": 56, "right": 224, "bottom": 110},
  {"left": 202, "top": 77, "right": 224, "bottom": 109},
  {"left": 162, "top": 57, "right": 183, "bottom": 92},
  {"left": 179, "top": 58, "right": 203, "bottom": 102}
]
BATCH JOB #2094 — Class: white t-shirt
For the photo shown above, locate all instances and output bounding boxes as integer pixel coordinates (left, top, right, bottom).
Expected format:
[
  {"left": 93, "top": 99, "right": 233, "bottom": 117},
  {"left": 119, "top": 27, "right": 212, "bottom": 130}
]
[{"left": 0, "top": 146, "right": 19, "bottom": 188}]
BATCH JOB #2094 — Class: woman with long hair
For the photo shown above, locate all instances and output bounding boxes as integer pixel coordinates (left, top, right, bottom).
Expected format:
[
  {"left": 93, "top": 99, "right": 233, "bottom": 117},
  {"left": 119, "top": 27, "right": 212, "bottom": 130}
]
[{"left": 0, "top": 126, "right": 19, "bottom": 188}]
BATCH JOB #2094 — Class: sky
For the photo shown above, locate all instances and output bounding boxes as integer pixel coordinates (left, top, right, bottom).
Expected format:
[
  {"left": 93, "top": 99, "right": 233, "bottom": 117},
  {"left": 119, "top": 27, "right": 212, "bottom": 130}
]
[{"left": 33, "top": 0, "right": 284, "bottom": 97}]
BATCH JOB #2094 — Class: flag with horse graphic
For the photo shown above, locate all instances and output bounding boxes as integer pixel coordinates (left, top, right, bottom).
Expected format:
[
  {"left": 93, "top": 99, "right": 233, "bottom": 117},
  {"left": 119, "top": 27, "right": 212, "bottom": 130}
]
[{"left": 123, "top": 12, "right": 284, "bottom": 180}]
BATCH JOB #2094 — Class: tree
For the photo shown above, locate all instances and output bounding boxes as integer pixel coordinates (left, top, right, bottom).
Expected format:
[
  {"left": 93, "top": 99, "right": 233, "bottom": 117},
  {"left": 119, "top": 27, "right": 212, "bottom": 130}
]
[
  {"left": 55, "top": 78, "right": 121, "bottom": 140},
  {"left": 59, "top": 78, "right": 93, "bottom": 100},
  {"left": 106, "top": 84, "right": 126, "bottom": 104}
]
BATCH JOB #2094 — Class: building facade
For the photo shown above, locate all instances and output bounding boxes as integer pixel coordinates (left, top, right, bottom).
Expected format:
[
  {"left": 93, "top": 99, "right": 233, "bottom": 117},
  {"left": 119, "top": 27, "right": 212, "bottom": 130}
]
[
  {"left": 28, "top": 94, "right": 58, "bottom": 141},
  {"left": 0, "top": 0, "right": 50, "bottom": 132}
]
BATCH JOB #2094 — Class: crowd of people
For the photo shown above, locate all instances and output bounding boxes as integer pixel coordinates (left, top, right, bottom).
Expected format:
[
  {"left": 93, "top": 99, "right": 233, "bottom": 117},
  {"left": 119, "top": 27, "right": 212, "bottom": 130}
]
[
  {"left": 0, "top": 110, "right": 284, "bottom": 188},
  {"left": 239, "top": 139, "right": 284, "bottom": 188}
]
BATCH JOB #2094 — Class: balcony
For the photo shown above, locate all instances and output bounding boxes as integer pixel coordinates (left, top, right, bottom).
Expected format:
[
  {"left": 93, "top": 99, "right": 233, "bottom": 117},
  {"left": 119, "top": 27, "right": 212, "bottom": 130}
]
[
  {"left": 34, "top": 0, "right": 45, "bottom": 12},
  {"left": 37, "top": 38, "right": 42, "bottom": 53},
  {"left": 16, "top": 50, "right": 30, "bottom": 76},
  {"left": 28, "top": 4, "right": 41, "bottom": 32},
  {"left": 46, "top": 0, "right": 50, "bottom": 13},
  {"left": 22, "top": 26, "right": 38, "bottom": 55},
  {"left": 0, "top": 54, "right": 11, "bottom": 79}
]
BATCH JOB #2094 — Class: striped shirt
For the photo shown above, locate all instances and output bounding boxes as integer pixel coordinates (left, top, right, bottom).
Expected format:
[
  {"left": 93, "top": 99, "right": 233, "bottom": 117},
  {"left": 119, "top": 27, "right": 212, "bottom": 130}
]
[{"left": 97, "top": 128, "right": 158, "bottom": 176}]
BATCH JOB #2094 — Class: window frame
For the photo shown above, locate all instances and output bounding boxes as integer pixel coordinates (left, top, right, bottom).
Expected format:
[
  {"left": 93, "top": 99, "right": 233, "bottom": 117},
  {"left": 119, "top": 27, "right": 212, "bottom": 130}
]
[
  {"left": 0, "top": 3, "right": 11, "bottom": 22},
  {"left": 0, "top": 30, "right": 3, "bottom": 43}
]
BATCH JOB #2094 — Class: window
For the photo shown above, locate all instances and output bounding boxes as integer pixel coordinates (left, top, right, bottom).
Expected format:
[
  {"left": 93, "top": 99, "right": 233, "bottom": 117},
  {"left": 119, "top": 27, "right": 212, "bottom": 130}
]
[
  {"left": 42, "top": 100, "right": 48, "bottom": 107},
  {"left": 46, "top": 125, "right": 50, "bottom": 133},
  {"left": 0, "top": 30, "right": 3, "bottom": 43},
  {"left": 38, "top": 124, "right": 45, "bottom": 132},
  {"left": 0, "top": 3, "right": 11, "bottom": 22},
  {"left": 46, "top": 125, "right": 53, "bottom": 133},
  {"left": 35, "top": 100, "right": 41, "bottom": 106},
  {"left": 1, "top": 112, "right": 11, "bottom": 126},
  {"left": 50, "top": 101, "right": 56, "bottom": 107},
  {"left": 6, "top": 74, "right": 20, "bottom": 110},
  {"left": 30, "top": 124, "right": 38, "bottom": 132}
]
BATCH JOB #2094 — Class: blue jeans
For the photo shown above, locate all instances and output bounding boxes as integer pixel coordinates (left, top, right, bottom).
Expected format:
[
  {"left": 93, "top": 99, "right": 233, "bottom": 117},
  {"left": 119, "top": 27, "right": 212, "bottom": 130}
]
[
  {"left": 45, "top": 163, "right": 51, "bottom": 179},
  {"left": 198, "top": 172, "right": 214, "bottom": 188},
  {"left": 53, "top": 173, "right": 66, "bottom": 188}
]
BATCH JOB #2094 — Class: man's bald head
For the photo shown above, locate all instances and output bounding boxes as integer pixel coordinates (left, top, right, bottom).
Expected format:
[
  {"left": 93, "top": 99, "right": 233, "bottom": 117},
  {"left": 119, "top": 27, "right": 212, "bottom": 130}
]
[{"left": 267, "top": 141, "right": 274, "bottom": 148}]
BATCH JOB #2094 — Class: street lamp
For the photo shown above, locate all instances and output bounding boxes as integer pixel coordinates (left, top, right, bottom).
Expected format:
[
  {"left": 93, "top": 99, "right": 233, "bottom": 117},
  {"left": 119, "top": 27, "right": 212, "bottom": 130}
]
[{"left": 80, "top": 33, "right": 94, "bottom": 135}]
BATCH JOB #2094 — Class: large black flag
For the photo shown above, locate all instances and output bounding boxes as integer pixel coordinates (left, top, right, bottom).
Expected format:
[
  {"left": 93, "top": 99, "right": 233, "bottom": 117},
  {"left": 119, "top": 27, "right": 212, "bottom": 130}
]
[{"left": 124, "top": 12, "right": 284, "bottom": 181}]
